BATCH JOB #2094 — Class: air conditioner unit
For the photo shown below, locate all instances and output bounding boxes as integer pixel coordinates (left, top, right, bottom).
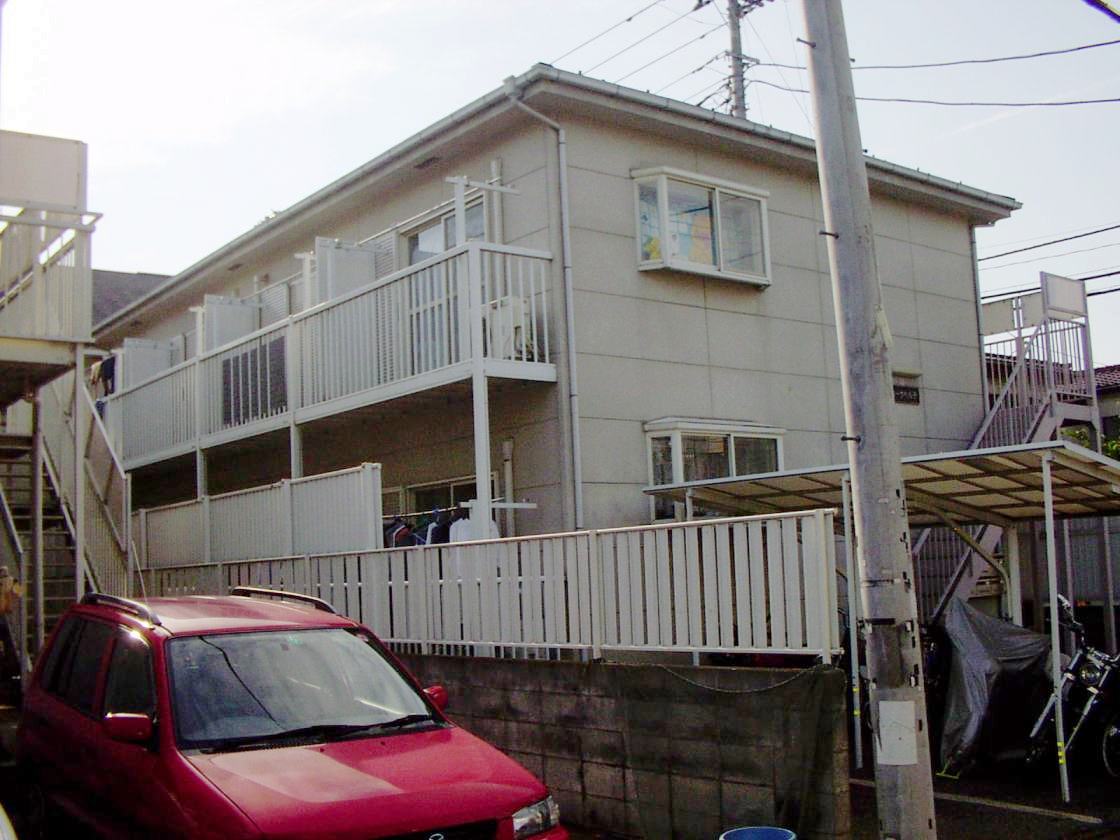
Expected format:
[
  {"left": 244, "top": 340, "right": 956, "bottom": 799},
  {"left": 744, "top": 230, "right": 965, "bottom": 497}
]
[{"left": 485, "top": 296, "right": 533, "bottom": 361}]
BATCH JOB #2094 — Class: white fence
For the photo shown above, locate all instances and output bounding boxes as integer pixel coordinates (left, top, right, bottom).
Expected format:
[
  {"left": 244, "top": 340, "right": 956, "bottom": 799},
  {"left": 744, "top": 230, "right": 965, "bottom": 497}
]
[
  {"left": 134, "top": 463, "right": 383, "bottom": 568},
  {"left": 142, "top": 510, "right": 840, "bottom": 661},
  {"left": 107, "top": 242, "right": 552, "bottom": 467},
  {"left": 0, "top": 208, "right": 92, "bottom": 342}
]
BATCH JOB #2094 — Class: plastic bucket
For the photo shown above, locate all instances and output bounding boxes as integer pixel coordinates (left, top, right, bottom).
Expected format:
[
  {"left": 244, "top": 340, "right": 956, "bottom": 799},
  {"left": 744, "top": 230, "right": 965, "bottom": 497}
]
[{"left": 719, "top": 829, "right": 796, "bottom": 840}]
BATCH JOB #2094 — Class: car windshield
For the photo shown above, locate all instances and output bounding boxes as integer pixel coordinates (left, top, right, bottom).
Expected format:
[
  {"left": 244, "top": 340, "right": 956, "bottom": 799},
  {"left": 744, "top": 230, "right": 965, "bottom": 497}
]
[{"left": 166, "top": 628, "right": 434, "bottom": 751}]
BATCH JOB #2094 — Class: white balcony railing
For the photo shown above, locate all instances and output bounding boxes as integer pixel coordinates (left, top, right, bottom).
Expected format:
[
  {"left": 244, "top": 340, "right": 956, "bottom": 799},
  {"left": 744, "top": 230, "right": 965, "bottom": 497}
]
[
  {"left": 140, "top": 510, "right": 841, "bottom": 662},
  {"left": 107, "top": 243, "right": 552, "bottom": 467},
  {"left": 0, "top": 208, "right": 93, "bottom": 343},
  {"left": 133, "top": 463, "right": 383, "bottom": 568}
]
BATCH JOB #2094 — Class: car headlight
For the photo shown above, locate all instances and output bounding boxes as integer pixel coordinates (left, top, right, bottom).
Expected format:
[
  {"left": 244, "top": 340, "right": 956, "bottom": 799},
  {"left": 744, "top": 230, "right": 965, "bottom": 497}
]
[
  {"left": 1078, "top": 662, "right": 1104, "bottom": 687},
  {"left": 512, "top": 795, "right": 561, "bottom": 839}
]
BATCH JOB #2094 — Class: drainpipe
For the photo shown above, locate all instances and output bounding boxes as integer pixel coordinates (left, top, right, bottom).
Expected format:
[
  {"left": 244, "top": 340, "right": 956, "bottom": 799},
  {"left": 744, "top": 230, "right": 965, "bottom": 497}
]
[
  {"left": 503, "top": 82, "right": 585, "bottom": 530},
  {"left": 970, "top": 226, "right": 990, "bottom": 412}
]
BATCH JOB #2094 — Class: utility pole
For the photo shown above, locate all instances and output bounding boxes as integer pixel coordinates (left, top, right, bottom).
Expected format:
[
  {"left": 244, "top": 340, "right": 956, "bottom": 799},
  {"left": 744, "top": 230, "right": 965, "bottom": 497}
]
[
  {"left": 800, "top": 2, "right": 937, "bottom": 838},
  {"left": 728, "top": 0, "right": 747, "bottom": 118}
]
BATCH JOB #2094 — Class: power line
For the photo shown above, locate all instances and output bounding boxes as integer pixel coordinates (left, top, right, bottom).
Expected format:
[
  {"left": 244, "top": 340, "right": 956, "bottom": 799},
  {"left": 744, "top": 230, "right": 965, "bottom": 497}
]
[
  {"left": 978, "top": 223, "right": 1120, "bottom": 261},
  {"left": 746, "top": 78, "right": 1120, "bottom": 107},
  {"left": 614, "top": 22, "right": 725, "bottom": 83},
  {"left": 981, "top": 218, "right": 1120, "bottom": 250},
  {"left": 583, "top": 5, "right": 703, "bottom": 74},
  {"left": 978, "top": 241, "right": 1120, "bottom": 271},
  {"left": 552, "top": 0, "right": 667, "bottom": 64},
  {"left": 753, "top": 37, "right": 1120, "bottom": 72},
  {"left": 980, "top": 272, "right": 1120, "bottom": 301},
  {"left": 745, "top": 16, "right": 813, "bottom": 129},
  {"left": 684, "top": 74, "right": 731, "bottom": 103},
  {"left": 654, "top": 52, "right": 727, "bottom": 94},
  {"left": 1082, "top": 0, "right": 1120, "bottom": 25}
]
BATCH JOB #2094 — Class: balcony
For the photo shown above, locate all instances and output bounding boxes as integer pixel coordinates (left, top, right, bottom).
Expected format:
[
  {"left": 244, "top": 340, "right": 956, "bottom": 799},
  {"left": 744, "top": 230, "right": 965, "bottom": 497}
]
[
  {"left": 0, "top": 131, "right": 96, "bottom": 409},
  {"left": 106, "top": 242, "right": 555, "bottom": 468}
]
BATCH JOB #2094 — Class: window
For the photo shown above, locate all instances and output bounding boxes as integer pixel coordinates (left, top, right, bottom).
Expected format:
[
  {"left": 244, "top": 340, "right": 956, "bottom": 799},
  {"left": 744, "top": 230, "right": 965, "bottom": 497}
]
[
  {"left": 44, "top": 617, "right": 115, "bottom": 715},
  {"left": 104, "top": 631, "right": 156, "bottom": 717},
  {"left": 408, "top": 473, "right": 499, "bottom": 514},
  {"left": 406, "top": 202, "right": 485, "bottom": 266},
  {"left": 634, "top": 167, "right": 769, "bottom": 285},
  {"left": 645, "top": 418, "right": 783, "bottom": 520}
]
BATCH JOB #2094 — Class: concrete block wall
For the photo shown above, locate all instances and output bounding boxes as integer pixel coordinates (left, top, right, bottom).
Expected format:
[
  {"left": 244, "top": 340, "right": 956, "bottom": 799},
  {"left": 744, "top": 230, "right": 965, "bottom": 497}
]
[{"left": 399, "top": 654, "right": 849, "bottom": 840}]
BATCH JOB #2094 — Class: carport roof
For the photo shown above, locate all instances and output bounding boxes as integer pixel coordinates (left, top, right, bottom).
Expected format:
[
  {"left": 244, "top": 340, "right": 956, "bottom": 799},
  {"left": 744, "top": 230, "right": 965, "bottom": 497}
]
[{"left": 644, "top": 440, "right": 1120, "bottom": 528}]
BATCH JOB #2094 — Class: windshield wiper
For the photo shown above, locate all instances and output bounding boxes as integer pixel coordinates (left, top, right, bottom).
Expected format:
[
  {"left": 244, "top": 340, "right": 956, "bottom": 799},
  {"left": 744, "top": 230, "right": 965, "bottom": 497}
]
[
  {"left": 369, "top": 713, "right": 436, "bottom": 731},
  {"left": 199, "top": 723, "right": 377, "bottom": 753},
  {"left": 199, "top": 716, "right": 438, "bottom": 753}
]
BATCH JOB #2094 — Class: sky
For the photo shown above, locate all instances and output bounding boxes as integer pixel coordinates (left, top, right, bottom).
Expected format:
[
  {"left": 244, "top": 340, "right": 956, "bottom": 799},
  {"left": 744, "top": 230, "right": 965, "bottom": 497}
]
[{"left": 2, "top": 0, "right": 1119, "bottom": 361}]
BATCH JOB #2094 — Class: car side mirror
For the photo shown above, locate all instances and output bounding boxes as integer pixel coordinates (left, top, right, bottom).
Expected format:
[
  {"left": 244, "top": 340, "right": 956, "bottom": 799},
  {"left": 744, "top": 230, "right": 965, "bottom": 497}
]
[
  {"left": 423, "top": 684, "right": 448, "bottom": 712},
  {"left": 103, "top": 712, "right": 154, "bottom": 744}
]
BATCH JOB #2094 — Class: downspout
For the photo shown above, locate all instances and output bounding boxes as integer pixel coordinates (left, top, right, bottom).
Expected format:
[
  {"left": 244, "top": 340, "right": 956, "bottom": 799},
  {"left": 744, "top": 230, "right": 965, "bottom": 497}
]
[
  {"left": 970, "top": 226, "right": 990, "bottom": 412},
  {"left": 503, "top": 82, "right": 585, "bottom": 529}
]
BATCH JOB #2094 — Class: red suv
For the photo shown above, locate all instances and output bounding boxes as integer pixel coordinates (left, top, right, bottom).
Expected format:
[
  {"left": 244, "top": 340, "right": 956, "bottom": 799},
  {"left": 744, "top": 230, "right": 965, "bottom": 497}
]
[{"left": 18, "top": 588, "right": 567, "bottom": 840}]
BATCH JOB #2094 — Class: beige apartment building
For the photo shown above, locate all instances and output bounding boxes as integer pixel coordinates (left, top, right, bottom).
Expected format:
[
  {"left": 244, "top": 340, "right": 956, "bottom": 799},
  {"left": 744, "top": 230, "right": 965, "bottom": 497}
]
[{"left": 94, "top": 64, "right": 1019, "bottom": 542}]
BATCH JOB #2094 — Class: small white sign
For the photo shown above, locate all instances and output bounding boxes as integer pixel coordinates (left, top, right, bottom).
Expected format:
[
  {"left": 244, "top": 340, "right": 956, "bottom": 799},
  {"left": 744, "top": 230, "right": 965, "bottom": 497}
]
[{"left": 877, "top": 700, "right": 918, "bottom": 765}]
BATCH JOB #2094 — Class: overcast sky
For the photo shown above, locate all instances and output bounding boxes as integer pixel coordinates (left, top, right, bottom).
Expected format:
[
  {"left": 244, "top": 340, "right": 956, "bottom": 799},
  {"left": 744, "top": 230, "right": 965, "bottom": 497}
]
[{"left": 3, "top": 0, "right": 1119, "bottom": 361}]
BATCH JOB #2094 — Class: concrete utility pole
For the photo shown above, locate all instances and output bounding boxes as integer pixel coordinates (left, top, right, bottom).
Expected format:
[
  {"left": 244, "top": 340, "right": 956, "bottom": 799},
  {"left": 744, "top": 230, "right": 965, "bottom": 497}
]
[
  {"left": 800, "top": 2, "right": 937, "bottom": 838},
  {"left": 728, "top": 0, "right": 747, "bottom": 118}
]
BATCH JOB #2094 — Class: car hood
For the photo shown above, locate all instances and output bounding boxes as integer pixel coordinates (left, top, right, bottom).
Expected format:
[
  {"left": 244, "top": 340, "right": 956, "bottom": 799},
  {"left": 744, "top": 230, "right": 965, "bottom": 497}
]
[{"left": 186, "top": 725, "right": 544, "bottom": 838}]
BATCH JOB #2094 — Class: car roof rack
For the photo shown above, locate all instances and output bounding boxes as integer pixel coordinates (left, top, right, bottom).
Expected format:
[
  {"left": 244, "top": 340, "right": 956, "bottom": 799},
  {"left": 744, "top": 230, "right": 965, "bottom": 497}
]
[
  {"left": 229, "top": 586, "right": 338, "bottom": 615},
  {"left": 81, "top": 593, "right": 162, "bottom": 626}
]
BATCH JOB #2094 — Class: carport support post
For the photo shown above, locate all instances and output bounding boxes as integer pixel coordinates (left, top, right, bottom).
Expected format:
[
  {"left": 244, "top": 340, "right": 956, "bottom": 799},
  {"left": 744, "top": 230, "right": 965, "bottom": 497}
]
[
  {"left": 802, "top": 2, "right": 936, "bottom": 836},
  {"left": 842, "top": 477, "right": 864, "bottom": 769},
  {"left": 1005, "top": 526, "right": 1023, "bottom": 626},
  {"left": 1042, "top": 454, "right": 1072, "bottom": 802},
  {"left": 468, "top": 242, "right": 493, "bottom": 540}
]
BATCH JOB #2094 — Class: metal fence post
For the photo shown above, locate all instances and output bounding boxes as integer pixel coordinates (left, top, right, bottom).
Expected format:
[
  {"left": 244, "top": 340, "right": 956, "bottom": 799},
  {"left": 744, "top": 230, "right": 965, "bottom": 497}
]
[
  {"left": 589, "top": 529, "right": 603, "bottom": 660},
  {"left": 201, "top": 494, "right": 212, "bottom": 566},
  {"left": 282, "top": 479, "right": 295, "bottom": 556}
]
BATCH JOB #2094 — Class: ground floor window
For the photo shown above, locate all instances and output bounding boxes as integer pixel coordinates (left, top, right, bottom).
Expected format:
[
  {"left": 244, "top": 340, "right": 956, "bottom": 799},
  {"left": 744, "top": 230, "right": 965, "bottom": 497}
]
[{"left": 645, "top": 418, "right": 783, "bottom": 520}]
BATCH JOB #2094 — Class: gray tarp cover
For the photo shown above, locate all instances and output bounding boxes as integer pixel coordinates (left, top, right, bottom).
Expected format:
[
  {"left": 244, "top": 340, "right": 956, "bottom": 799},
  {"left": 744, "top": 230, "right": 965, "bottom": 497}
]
[{"left": 939, "top": 598, "right": 1050, "bottom": 771}]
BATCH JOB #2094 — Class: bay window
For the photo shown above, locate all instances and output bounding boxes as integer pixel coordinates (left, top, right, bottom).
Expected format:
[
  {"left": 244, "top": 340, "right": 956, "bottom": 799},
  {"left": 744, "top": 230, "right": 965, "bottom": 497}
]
[
  {"left": 645, "top": 418, "right": 783, "bottom": 520},
  {"left": 634, "top": 167, "right": 769, "bottom": 285}
]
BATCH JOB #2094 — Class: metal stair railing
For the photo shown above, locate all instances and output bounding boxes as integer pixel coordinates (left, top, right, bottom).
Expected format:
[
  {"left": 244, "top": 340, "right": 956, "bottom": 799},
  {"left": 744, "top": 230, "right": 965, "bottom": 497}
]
[
  {"left": 912, "top": 313, "right": 1091, "bottom": 621},
  {"left": 39, "top": 372, "right": 131, "bottom": 598},
  {"left": 0, "top": 484, "right": 27, "bottom": 680}
]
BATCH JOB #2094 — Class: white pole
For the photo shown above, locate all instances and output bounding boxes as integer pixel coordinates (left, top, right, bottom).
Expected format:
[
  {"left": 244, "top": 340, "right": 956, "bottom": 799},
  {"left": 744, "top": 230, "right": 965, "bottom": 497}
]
[
  {"left": 801, "top": 3, "right": 936, "bottom": 835},
  {"left": 73, "top": 346, "right": 86, "bottom": 597},
  {"left": 842, "top": 476, "right": 864, "bottom": 769},
  {"left": 728, "top": 0, "right": 747, "bottom": 118},
  {"left": 1041, "top": 454, "right": 1072, "bottom": 802},
  {"left": 1006, "top": 526, "right": 1023, "bottom": 626},
  {"left": 467, "top": 243, "right": 493, "bottom": 539}
]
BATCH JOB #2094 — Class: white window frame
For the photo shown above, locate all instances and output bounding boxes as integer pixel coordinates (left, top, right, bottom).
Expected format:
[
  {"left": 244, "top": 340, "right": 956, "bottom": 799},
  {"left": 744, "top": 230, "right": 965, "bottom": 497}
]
[
  {"left": 402, "top": 194, "right": 487, "bottom": 267},
  {"left": 644, "top": 417, "right": 785, "bottom": 521},
  {"left": 406, "top": 471, "right": 500, "bottom": 514},
  {"left": 632, "top": 166, "right": 771, "bottom": 287}
]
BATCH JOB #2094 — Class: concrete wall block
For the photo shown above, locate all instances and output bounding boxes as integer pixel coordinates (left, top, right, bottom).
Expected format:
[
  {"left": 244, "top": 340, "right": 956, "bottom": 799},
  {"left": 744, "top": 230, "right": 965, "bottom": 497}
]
[
  {"left": 535, "top": 661, "right": 612, "bottom": 697},
  {"left": 720, "top": 780, "right": 777, "bottom": 828},
  {"left": 553, "top": 789, "right": 584, "bottom": 829},
  {"left": 544, "top": 755, "right": 583, "bottom": 794},
  {"left": 582, "top": 795, "right": 629, "bottom": 835},
  {"left": 670, "top": 775, "right": 721, "bottom": 816},
  {"left": 670, "top": 807, "right": 724, "bottom": 840},
  {"left": 625, "top": 732, "right": 670, "bottom": 771},
  {"left": 583, "top": 762, "right": 626, "bottom": 801},
  {"left": 504, "top": 688, "right": 543, "bottom": 723},
  {"left": 666, "top": 701, "right": 721, "bottom": 741},
  {"left": 506, "top": 719, "right": 544, "bottom": 754},
  {"left": 543, "top": 692, "right": 617, "bottom": 728},
  {"left": 507, "top": 750, "right": 544, "bottom": 780},
  {"left": 719, "top": 742, "right": 777, "bottom": 787},
  {"left": 631, "top": 768, "right": 671, "bottom": 806},
  {"left": 539, "top": 723, "right": 582, "bottom": 759},
  {"left": 580, "top": 728, "right": 625, "bottom": 764},
  {"left": 668, "top": 737, "right": 721, "bottom": 779}
]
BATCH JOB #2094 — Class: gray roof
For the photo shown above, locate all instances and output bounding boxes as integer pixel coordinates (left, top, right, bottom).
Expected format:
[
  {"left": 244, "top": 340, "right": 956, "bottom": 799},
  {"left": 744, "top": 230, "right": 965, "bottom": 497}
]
[{"left": 92, "top": 270, "right": 169, "bottom": 324}]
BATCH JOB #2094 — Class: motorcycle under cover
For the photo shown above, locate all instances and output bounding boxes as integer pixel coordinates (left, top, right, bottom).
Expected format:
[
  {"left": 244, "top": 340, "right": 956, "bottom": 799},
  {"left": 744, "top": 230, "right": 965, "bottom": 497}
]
[{"left": 939, "top": 597, "right": 1050, "bottom": 771}]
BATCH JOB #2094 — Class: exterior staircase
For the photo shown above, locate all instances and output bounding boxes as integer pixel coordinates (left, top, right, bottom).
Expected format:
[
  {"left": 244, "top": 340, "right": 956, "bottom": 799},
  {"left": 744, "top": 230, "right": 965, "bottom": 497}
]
[
  {"left": 0, "top": 435, "right": 78, "bottom": 640},
  {"left": 913, "top": 298, "right": 1098, "bottom": 623}
]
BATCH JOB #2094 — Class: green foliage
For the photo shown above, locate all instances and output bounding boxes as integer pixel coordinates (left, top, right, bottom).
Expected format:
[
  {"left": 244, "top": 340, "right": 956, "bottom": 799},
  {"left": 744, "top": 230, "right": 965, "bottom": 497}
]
[{"left": 1061, "top": 426, "right": 1120, "bottom": 459}]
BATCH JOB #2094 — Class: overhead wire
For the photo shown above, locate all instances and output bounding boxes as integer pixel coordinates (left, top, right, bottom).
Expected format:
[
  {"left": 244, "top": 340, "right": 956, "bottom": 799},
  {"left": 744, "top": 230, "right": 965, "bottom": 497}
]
[
  {"left": 744, "top": 79, "right": 1120, "bottom": 107},
  {"left": 978, "top": 241, "right": 1120, "bottom": 271},
  {"left": 752, "top": 37, "right": 1120, "bottom": 72},
  {"left": 583, "top": 4, "right": 706, "bottom": 74},
  {"left": 614, "top": 22, "right": 725, "bottom": 83},
  {"left": 746, "top": 14, "right": 813, "bottom": 129},
  {"left": 981, "top": 219, "right": 1120, "bottom": 250},
  {"left": 654, "top": 52, "right": 728, "bottom": 94},
  {"left": 978, "top": 223, "right": 1120, "bottom": 261},
  {"left": 552, "top": 0, "right": 667, "bottom": 64}
]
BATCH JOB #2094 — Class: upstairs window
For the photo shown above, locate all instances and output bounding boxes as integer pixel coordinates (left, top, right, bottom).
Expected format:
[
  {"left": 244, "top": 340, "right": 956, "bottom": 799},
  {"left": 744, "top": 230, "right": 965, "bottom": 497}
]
[
  {"left": 634, "top": 167, "right": 769, "bottom": 285},
  {"left": 406, "top": 202, "right": 485, "bottom": 265}
]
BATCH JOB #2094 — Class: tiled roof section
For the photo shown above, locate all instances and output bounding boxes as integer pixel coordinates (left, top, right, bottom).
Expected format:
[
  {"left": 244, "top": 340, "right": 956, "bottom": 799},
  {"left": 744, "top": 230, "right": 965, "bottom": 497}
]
[
  {"left": 1097, "top": 364, "right": 1120, "bottom": 392},
  {"left": 93, "top": 270, "right": 169, "bottom": 324}
]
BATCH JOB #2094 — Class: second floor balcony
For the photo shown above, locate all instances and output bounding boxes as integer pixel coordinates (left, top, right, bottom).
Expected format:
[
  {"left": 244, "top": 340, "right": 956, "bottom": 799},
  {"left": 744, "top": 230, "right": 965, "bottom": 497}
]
[{"left": 105, "top": 241, "right": 555, "bottom": 468}]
